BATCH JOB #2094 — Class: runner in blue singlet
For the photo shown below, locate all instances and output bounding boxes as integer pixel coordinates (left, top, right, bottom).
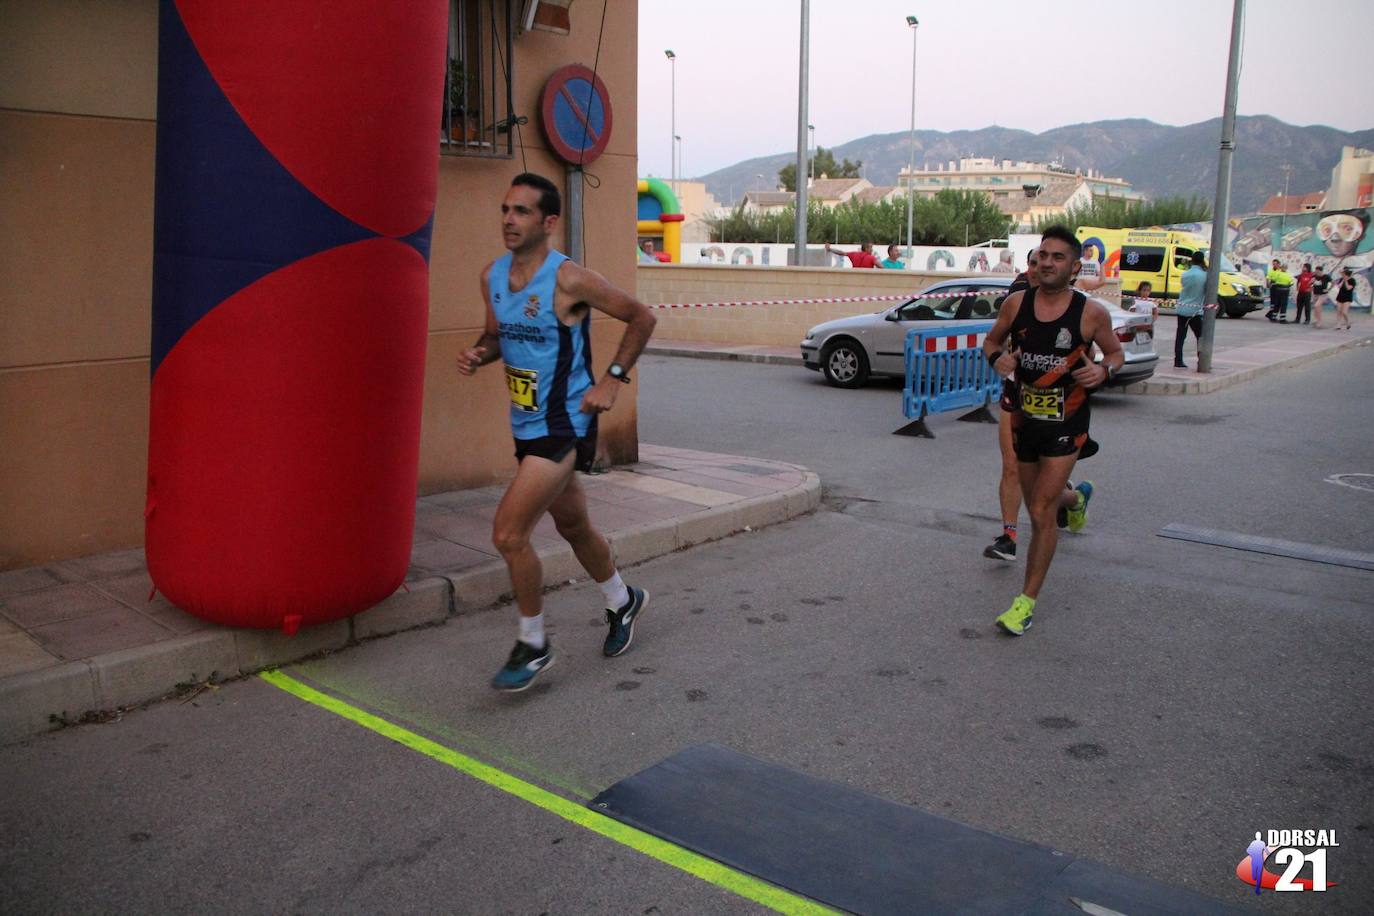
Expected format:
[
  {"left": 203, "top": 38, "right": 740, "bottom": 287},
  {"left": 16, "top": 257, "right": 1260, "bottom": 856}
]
[{"left": 456, "top": 173, "right": 657, "bottom": 691}]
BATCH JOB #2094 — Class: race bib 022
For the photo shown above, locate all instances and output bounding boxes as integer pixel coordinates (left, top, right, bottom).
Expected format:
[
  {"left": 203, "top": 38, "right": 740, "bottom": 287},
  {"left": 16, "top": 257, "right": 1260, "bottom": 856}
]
[
  {"left": 1020, "top": 385, "right": 1065, "bottom": 421},
  {"left": 505, "top": 366, "right": 540, "bottom": 412}
]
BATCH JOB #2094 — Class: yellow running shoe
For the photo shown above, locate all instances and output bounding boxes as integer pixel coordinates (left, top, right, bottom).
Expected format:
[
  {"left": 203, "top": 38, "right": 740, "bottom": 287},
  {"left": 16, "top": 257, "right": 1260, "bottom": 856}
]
[
  {"left": 995, "top": 594, "right": 1036, "bottom": 636},
  {"left": 1066, "top": 481, "right": 1094, "bottom": 533}
]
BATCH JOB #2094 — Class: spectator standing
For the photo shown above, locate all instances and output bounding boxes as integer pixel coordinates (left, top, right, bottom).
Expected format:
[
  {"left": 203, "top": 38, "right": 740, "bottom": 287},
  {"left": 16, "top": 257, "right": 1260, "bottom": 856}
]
[
  {"left": 1174, "top": 252, "right": 1206, "bottom": 368},
  {"left": 1132, "top": 280, "right": 1157, "bottom": 319},
  {"left": 880, "top": 244, "right": 906, "bottom": 270},
  {"left": 1293, "top": 263, "right": 1315, "bottom": 324},
  {"left": 1079, "top": 243, "right": 1102, "bottom": 283},
  {"left": 1265, "top": 259, "right": 1294, "bottom": 322},
  {"left": 825, "top": 241, "right": 880, "bottom": 268},
  {"left": 1312, "top": 265, "right": 1332, "bottom": 327},
  {"left": 1334, "top": 267, "right": 1357, "bottom": 330}
]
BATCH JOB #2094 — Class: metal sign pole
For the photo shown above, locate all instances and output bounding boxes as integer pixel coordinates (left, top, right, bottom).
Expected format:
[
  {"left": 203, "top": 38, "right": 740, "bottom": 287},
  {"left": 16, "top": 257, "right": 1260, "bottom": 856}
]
[
  {"left": 567, "top": 165, "right": 583, "bottom": 263},
  {"left": 793, "top": 0, "right": 809, "bottom": 266},
  {"left": 1200, "top": 0, "right": 1244, "bottom": 374}
]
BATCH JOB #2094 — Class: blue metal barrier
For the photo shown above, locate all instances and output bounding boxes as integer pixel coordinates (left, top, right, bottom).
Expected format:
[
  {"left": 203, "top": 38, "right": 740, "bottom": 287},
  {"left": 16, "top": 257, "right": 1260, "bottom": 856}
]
[{"left": 896, "top": 321, "right": 1001, "bottom": 438}]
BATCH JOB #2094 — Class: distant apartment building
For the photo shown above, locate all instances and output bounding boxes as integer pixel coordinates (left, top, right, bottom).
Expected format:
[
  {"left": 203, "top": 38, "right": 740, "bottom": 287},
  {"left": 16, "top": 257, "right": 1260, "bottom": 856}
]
[
  {"left": 1248, "top": 147, "right": 1373, "bottom": 219},
  {"left": 666, "top": 180, "right": 725, "bottom": 242},
  {"left": 1258, "top": 191, "right": 1326, "bottom": 216},
  {"left": 740, "top": 175, "right": 877, "bottom": 214},
  {"left": 897, "top": 157, "right": 1142, "bottom": 230},
  {"left": 1326, "top": 145, "right": 1374, "bottom": 209}
]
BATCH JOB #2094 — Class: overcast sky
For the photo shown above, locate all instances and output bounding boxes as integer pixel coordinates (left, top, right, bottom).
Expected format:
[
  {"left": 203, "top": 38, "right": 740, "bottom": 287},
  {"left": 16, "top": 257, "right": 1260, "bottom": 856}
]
[{"left": 637, "top": 0, "right": 1374, "bottom": 179}]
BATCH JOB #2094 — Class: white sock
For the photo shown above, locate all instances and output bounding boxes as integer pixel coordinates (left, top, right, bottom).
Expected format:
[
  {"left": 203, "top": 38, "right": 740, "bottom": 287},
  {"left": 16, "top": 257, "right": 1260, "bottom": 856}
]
[
  {"left": 518, "top": 613, "right": 546, "bottom": 649},
  {"left": 598, "top": 571, "right": 630, "bottom": 610}
]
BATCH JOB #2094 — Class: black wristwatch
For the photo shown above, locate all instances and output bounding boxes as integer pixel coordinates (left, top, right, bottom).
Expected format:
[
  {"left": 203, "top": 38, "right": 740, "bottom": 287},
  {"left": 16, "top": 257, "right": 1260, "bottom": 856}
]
[{"left": 608, "top": 362, "right": 631, "bottom": 384}]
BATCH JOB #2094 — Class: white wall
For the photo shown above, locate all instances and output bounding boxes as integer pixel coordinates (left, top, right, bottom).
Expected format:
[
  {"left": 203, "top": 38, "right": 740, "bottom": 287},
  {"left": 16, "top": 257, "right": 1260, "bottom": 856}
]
[{"left": 682, "top": 239, "right": 1042, "bottom": 273}]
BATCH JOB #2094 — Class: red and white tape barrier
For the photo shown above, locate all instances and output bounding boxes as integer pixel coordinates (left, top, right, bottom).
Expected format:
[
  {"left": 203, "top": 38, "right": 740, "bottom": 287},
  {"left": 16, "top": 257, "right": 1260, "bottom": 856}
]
[{"left": 650, "top": 288, "right": 1230, "bottom": 311}]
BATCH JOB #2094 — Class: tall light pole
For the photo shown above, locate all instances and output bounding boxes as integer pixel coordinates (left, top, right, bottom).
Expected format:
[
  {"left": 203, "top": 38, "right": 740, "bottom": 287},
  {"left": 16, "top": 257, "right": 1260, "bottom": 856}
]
[
  {"left": 1277, "top": 162, "right": 1294, "bottom": 250},
  {"left": 674, "top": 135, "right": 682, "bottom": 191},
  {"left": 794, "top": 0, "right": 810, "bottom": 266},
  {"left": 808, "top": 124, "right": 816, "bottom": 185},
  {"left": 664, "top": 50, "right": 676, "bottom": 197},
  {"left": 905, "top": 15, "right": 919, "bottom": 258},
  {"left": 1199, "top": 0, "right": 1244, "bottom": 374}
]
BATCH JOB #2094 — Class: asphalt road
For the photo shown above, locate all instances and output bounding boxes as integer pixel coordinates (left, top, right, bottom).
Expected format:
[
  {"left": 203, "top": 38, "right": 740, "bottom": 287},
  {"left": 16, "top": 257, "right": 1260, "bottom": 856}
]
[{"left": 2, "top": 345, "right": 1371, "bottom": 914}]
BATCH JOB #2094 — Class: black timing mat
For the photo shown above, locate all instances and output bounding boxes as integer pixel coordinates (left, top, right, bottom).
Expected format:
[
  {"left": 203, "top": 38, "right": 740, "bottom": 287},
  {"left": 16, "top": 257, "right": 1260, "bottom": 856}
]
[{"left": 589, "top": 743, "right": 1245, "bottom": 915}]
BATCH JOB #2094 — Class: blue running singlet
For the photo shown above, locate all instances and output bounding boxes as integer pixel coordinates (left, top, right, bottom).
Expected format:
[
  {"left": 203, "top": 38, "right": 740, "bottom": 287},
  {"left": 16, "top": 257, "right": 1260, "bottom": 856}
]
[{"left": 489, "top": 250, "right": 595, "bottom": 439}]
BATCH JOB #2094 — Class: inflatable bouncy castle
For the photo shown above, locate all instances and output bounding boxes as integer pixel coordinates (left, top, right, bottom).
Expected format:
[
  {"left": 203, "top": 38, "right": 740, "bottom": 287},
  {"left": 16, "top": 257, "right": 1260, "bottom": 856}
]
[{"left": 637, "top": 178, "right": 683, "bottom": 263}]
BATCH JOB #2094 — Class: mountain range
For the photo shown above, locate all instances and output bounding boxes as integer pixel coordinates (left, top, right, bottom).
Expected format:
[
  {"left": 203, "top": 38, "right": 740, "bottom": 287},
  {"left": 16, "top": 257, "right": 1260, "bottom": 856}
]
[{"left": 696, "top": 117, "right": 1374, "bottom": 215}]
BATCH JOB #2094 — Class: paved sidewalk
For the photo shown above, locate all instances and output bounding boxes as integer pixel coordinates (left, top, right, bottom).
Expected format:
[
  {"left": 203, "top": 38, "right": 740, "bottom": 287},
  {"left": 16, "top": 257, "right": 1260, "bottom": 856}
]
[
  {"left": 0, "top": 445, "right": 820, "bottom": 743},
  {"left": 646, "top": 313, "right": 1372, "bottom": 394},
  {"left": 1126, "top": 312, "right": 1371, "bottom": 393}
]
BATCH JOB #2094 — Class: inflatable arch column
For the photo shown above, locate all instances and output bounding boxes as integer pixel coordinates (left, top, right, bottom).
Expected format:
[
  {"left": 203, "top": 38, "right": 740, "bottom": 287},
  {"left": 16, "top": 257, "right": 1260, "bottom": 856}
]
[
  {"left": 636, "top": 178, "right": 683, "bottom": 263},
  {"left": 146, "top": 0, "right": 448, "bottom": 631}
]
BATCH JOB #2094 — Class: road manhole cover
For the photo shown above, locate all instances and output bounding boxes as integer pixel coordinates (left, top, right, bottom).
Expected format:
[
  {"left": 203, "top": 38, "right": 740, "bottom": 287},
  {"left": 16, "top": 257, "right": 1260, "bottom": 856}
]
[{"left": 1327, "top": 473, "right": 1374, "bottom": 492}]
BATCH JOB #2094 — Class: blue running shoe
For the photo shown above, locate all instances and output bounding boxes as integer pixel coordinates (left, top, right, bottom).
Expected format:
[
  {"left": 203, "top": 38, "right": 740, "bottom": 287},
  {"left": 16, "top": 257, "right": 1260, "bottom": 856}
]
[
  {"left": 1066, "top": 481, "right": 1094, "bottom": 533},
  {"left": 603, "top": 587, "right": 649, "bottom": 657},
  {"left": 491, "top": 639, "right": 553, "bottom": 692}
]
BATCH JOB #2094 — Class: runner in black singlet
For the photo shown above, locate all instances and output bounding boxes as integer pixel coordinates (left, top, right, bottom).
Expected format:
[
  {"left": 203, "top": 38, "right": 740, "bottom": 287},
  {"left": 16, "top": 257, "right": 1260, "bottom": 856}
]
[
  {"left": 984, "top": 252, "right": 1099, "bottom": 561},
  {"left": 980, "top": 226, "right": 1125, "bottom": 635}
]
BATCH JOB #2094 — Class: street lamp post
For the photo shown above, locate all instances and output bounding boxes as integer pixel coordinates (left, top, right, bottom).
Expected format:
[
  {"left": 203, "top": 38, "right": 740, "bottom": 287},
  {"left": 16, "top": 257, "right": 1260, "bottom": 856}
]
[
  {"left": 794, "top": 0, "right": 810, "bottom": 267},
  {"left": 674, "top": 135, "right": 682, "bottom": 191},
  {"left": 905, "top": 15, "right": 919, "bottom": 258},
  {"left": 1277, "top": 162, "right": 1294, "bottom": 252},
  {"left": 808, "top": 124, "right": 816, "bottom": 185},
  {"left": 1199, "top": 0, "right": 1244, "bottom": 374},
  {"left": 664, "top": 50, "right": 676, "bottom": 198}
]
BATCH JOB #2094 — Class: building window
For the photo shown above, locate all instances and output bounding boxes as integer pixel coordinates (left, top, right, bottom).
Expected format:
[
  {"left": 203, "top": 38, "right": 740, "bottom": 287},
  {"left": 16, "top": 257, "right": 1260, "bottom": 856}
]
[{"left": 443, "top": 0, "right": 515, "bottom": 159}]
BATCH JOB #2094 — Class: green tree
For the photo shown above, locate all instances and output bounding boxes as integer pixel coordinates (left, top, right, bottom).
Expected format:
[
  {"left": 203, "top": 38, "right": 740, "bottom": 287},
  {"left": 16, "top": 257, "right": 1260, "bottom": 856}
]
[
  {"left": 925, "top": 190, "right": 1012, "bottom": 247},
  {"left": 705, "top": 193, "right": 1011, "bottom": 247},
  {"left": 778, "top": 146, "right": 862, "bottom": 192},
  {"left": 1037, "top": 195, "right": 1212, "bottom": 234}
]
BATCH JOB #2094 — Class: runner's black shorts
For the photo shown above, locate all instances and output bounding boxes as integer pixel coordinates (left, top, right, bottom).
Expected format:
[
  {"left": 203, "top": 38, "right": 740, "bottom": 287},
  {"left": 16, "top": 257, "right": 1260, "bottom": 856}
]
[
  {"left": 514, "top": 435, "right": 597, "bottom": 473},
  {"left": 1011, "top": 418, "right": 1092, "bottom": 463},
  {"left": 999, "top": 378, "right": 1018, "bottom": 413}
]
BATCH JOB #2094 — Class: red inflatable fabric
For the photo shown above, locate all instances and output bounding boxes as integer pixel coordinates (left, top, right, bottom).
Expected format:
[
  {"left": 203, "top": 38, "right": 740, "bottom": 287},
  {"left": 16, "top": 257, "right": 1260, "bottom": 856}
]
[
  {"left": 147, "top": 241, "right": 429, "bottom": 628},
  {"left": 147, "top": 1, "right": 446, "bottom": 630}
]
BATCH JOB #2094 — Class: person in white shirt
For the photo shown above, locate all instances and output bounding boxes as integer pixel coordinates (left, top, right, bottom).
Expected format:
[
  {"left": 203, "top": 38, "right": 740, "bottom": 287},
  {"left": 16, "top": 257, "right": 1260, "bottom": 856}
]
[
  {"left": 1132, "top": 280, "right": 1157, "bottom": 319},
  {"left": 1079, "top": 243, "right": 1103, "bottom": 283}
]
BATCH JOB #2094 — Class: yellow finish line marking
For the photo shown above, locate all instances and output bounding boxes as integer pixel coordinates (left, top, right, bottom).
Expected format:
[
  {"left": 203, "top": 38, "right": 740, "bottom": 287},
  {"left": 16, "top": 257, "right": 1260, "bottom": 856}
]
[{"left": 259, "top": 670, "right": 835, "bottom": 916}]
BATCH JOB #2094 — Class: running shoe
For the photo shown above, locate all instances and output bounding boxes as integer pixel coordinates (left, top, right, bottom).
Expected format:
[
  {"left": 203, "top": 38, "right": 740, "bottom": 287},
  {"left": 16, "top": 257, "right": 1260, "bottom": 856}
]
[
  {"left": 995, "top": 594, "right": 1035, "bottom": 636},
  {"left": 603, "top": 586, "right": 649, "bottom": 657},
  {"left": 491, "top": 639, "right": 553, "bottom": 692},
  {"left": 1066, "top": 481, "right": 1094, "bottom": 533},
  {"left": 983, "top": 534, "right": 1016, "bottom": 560},
  {"left": 1056, "top": 480, "right": 1075, "bottom": 528}
]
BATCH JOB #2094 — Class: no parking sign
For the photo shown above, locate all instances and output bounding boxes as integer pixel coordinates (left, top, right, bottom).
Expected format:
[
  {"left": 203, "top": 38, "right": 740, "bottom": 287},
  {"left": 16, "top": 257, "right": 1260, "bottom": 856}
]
[{"left": 540, "top": 64, "right": 613, "bottom": 165}]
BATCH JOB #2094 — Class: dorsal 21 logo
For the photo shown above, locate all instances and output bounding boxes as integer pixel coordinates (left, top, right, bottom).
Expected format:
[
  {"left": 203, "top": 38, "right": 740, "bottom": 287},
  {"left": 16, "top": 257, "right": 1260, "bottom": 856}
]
[{"left": 1237, "top": 829, "right": 1340, "bottom": 894}]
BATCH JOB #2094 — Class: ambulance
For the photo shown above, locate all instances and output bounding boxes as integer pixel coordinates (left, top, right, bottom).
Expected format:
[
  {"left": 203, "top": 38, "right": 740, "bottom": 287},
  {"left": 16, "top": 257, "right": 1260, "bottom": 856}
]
[{"left": 1077, "top": 227, "right": 1266, "bottom": 318}]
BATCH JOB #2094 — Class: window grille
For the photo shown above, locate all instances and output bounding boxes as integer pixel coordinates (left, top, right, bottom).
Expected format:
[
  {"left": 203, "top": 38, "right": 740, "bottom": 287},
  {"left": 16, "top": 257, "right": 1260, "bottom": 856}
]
[{"left": 442, "top": 0, "right": 515, "bottom": 159}]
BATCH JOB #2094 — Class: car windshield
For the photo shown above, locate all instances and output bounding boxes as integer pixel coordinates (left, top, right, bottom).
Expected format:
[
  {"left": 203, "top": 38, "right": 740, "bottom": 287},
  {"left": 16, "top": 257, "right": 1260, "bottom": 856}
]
[{"left": 897, "top": 284, "right": 1005, "bottom": 320}]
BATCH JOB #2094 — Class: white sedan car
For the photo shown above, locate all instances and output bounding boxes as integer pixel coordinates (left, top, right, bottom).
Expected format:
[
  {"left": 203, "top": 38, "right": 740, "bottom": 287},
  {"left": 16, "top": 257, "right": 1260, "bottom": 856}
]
[{"left": 800, "top": 277, "right": 1158, "bottom": 388}]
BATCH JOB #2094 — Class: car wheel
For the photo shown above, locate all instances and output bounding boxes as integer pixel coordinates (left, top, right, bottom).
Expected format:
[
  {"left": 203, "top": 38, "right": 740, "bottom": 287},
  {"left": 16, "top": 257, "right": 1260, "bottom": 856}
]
[{"left": 821, "top": 339, "right": 870, "bottom": 388}]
